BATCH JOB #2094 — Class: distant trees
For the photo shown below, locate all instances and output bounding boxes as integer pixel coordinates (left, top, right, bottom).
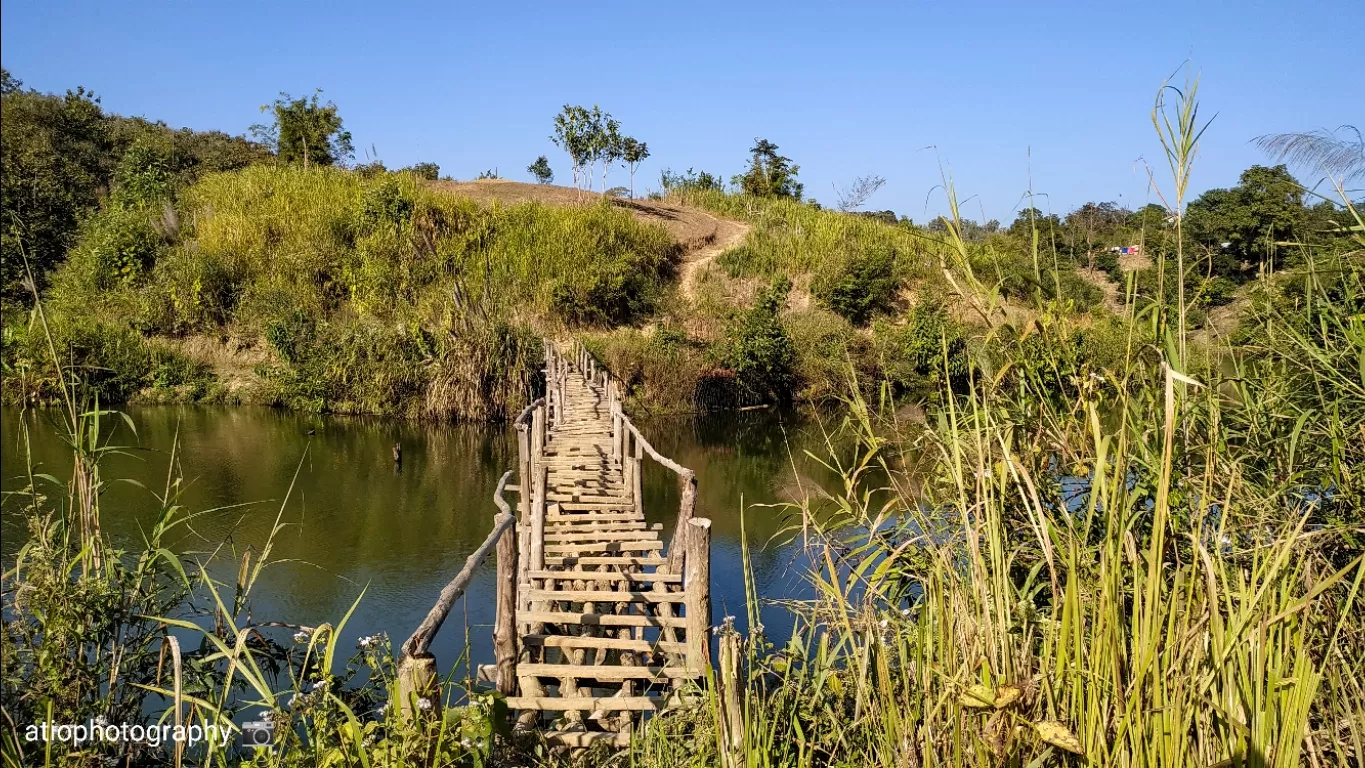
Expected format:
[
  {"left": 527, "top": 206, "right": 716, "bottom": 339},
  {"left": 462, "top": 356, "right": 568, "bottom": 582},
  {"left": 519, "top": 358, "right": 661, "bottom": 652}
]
[
  {"left": 734, "top": 139, "right": 802, "bottom": 199},
  {"left": 621, "top": 138, "right": 649, "bottom": 198},
  {"left": 1185, "top": 164, "right": 1310, "bottom": 274},
  {"left": 402, "top": 162, "right": 440, "bottom": 181},
  {"left": 251, "top": 90, "right": 353, "bottom": 168},
  {"left": 551, "top": 105, "right": 640, "bottom": 194},
  {"left": 660, "top": 167, "right": 724, "bottom": 193},
  {"left": 1, "top": 69, "right": 269, "bottom": 303},
  {"left": 528, "top": 155, "right": 554, "bottom": 185},
  {"left": 477, "top": 168, "right": 501, "bottom": 180}
]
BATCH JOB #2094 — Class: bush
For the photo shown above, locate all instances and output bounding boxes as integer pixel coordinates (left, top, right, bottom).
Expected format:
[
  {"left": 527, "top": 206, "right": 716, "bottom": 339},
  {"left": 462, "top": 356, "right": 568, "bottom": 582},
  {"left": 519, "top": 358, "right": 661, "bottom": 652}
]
[
  {"left": 715, "top": 276, "right": 798, "bottom": 403},
  {"left": 813, "top": 245, "right": 899, "bottom": 325},
  {"left": 873, "top": 300, "right": 970, "bottom": 397},
  {"left": 1, "top": 317, "right": 211, "bottom": 404}
]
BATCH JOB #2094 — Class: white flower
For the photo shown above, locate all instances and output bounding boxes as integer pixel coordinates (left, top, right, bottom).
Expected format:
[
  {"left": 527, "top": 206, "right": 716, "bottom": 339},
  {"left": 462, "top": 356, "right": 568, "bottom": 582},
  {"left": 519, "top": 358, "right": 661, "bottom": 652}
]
[
  {"left": 417, "top": 698, "right": 432, "bottom": 711},
  {"left": 376, "top": 703, "right": 389, "bottom": 717},
  {"left": 310, "top": 679, "right": 329, "bottom": 693},
  {"left": 358, "top": 635, "right": 377, "bottom": 649},
  {"left": 901, "top": 608, "right": 910, "bottom": 616},
  {"left": 93, "top": 715, "right": 108, "bottom": 727},
  {"left": 879, "top": 619, "right": 889, "bottom": 628},
  {"left": 293, "top": 631, "right": 309, "bottom": 643}
]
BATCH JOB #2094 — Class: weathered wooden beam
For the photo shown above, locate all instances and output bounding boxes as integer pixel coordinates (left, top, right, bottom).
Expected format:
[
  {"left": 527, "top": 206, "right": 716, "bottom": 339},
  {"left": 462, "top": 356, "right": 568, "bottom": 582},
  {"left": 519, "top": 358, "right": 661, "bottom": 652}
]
[{"left": 684, "top": 517, "right": 712, "bottom": 675}]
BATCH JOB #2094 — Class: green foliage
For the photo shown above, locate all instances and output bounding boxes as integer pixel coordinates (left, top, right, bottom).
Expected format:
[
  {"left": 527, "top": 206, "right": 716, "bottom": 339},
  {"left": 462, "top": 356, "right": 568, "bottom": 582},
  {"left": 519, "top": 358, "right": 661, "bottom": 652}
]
[
  {"left": 873, "top": 299, "right": 969, "bottom": 396},
  {"left": 813, "top": 244, "right": 899, "bottom": 325},
  {"left": 111, "top": 139, "right": 175, "bottom": 209},
  {"left": 620, "top": 137, "right": 649, "bottom": 197},
  {"left": 550, "top": 104, "right": 622, "bottom": 192},
  {"left": 1, "top": 80, "right": 111, "bottom": 303},
  {"left": 716, "top": 276, "right": 798, "bottom": 402},
  {"left": 733, "top": 138, "right": 802, "bottom": 199},
  {"left": 1185, "top": 164, "right": 1311, "bottom": 276},
  {"left": 476, "top": 168, "right": 500, "bottom": 180},
  {"left": 402, "top": 161, "right": 440, "bottom": 181},
  {"left": 659, "top": 167, "right": 724, "bottom": 193},
  {"left": 252, "top": 89, "right": 353, "bottom": 168},
  {"left": 527, "top": 155, "right": 554, "bottom": 185},
  {"left": 1, "top": 72, "right": 269, "bottom": 305}
]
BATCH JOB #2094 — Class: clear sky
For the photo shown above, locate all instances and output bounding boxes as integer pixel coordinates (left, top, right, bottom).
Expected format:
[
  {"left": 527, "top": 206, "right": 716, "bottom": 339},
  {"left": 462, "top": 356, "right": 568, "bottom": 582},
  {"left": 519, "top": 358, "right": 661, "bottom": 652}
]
[{"left": 2, "top": 0, "right": 1359, "bottom": 223}]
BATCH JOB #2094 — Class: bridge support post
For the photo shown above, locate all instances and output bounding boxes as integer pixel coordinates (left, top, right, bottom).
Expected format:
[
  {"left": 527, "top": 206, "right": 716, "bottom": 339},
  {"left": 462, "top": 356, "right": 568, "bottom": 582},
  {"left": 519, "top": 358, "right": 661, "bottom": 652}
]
[
  {"left": 494, "top": 515, "right": 519, "bottom": 697},
  {"left": 684, "top": 517, "right": 712, "bottom": 676}
]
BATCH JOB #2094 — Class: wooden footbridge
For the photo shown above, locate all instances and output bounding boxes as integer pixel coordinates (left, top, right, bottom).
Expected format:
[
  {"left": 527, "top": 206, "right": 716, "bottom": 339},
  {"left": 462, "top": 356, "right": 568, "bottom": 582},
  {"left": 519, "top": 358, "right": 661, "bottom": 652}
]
[{"left": 398, "top": 340, "right": 711, "bottom": 748}]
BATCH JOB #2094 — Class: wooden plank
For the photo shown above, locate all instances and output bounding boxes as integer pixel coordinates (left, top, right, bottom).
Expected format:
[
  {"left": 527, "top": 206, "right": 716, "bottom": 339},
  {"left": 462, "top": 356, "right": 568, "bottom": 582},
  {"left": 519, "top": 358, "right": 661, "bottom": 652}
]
[
  {"left": 518, "top": 611, "right": 687, "bottom": 629},
  {"left": 518, "top": 664, "right": 697, "bottom": 681},
  {"left": 506, "top": 696, "right": 664, "bottom": 712},
  {"left": 547, "top": 731, "right": 631, "bottom": 748},
  {"left": 544, "top": 530, "right": 659, "bottom": 543},
  {"left": 521, "top": 634, "right": 686, "bottom": 654},
  {"left": 546, "top": 521, "right": 648, "bottom": 532},
  {"left": 559, "top": 502, "right": 637, "bottom": 511},
  {"left": 528, "top": 570, "right": 681, "bottom": 583},
  {"left": 549, "top": 511, "right": 642, "bottom": 522},
  {"left": 528, "top": 589, "right": 686, "bottom": 604},
  {"left": 545, "top": 555, "right": 667, "bottom": 566},
  {"left": 545, "top": 541, "right": 663, "bottom": 553}
]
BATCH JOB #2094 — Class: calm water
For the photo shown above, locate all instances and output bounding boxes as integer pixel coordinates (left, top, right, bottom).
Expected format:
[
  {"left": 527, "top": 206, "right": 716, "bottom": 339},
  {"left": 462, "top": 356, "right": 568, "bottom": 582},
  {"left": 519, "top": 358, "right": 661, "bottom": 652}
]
[{"left": 1, "top": 406, "right": 842, "bottom": 677}]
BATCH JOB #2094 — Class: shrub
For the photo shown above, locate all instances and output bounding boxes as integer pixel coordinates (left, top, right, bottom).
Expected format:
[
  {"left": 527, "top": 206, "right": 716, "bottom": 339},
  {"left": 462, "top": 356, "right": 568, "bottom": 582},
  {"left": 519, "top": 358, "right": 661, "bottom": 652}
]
[
  {"left": 715, "top": 276, "right": 798, "bottom": 403},
  {"left": 873, "top": 299, "right": 970, "bottom": 397},
  {"left": 813, "top": 245, "right": 899, "bottom": 325}
]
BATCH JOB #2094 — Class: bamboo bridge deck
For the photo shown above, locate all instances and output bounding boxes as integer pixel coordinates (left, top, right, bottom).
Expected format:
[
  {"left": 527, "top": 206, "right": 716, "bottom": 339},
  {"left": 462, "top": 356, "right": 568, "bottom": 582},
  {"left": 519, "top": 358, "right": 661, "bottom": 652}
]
[{"left": 399, "top": 340, "right": 710, "bottom": 749}]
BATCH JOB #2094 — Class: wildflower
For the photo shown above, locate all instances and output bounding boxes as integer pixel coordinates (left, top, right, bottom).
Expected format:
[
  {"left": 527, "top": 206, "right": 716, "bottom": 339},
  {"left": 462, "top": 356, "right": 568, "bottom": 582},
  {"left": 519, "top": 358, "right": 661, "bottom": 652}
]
[
  {"left": 879, "top": 619, "right": 889, "bottom": 628},
  {"left": 358, "top": 635, "right": 378, "bottom": 649},
  {"left": 310, "top": 679, "right": 329, "bottom": 693},
  {"left": 93, "top": 715, "right": 108, "bottom": 727},
  {"left": 293, "top": 631, "right": 309, "bottom": 643},
  {"left": 417, "top": 698, "right": 432, "bottom": 711}
]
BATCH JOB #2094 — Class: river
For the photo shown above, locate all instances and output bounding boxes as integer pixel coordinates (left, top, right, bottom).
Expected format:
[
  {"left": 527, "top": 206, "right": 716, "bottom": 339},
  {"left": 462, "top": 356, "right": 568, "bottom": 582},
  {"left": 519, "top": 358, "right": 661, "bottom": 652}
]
[{"left": 1, "top": 405, "right": 846, "bottom": 678}]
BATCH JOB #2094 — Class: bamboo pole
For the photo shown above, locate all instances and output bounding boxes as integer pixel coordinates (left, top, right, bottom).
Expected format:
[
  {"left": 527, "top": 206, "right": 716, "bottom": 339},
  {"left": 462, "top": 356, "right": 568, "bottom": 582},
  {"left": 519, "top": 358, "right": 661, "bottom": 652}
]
[
  {"left": 666, "top": 470, "right": 698, "bottom": 575},
  {"left": 717, "top": 623, "right": 744, "bottom": 768},
  {"left": 684, "top": 518, "right": 712, "bottom": 675},
  {"left": 494, "top": 479, "right": 520, "bottom": 697}
]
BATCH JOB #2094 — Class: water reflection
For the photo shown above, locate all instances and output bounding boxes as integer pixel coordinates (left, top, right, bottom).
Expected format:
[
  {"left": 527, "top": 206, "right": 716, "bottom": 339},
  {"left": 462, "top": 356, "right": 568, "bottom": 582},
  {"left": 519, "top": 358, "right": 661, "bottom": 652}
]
[{"left": 2, "top": 406, "right": 846, "bottom": 674}]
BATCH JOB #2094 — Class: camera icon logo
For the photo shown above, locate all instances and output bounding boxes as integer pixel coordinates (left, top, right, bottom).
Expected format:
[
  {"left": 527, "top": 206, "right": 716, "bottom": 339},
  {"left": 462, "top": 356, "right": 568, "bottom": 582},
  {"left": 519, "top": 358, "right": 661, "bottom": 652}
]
[{"left": 241, "top": 720, "right": 275, "bottom": 749}]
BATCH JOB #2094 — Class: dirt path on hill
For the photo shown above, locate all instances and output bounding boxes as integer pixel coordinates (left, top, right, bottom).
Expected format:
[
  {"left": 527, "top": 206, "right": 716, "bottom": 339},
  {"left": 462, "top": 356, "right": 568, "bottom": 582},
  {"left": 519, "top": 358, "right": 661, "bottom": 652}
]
[{"left": 429, "top": 179, "right": 748, "bottom": 300}]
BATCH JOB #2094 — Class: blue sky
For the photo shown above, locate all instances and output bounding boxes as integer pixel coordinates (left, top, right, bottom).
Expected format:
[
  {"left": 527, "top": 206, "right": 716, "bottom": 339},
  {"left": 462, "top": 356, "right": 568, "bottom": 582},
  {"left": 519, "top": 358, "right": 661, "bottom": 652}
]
[{"left": 3, "top": 0, "right": 1359, "bottom": 222}]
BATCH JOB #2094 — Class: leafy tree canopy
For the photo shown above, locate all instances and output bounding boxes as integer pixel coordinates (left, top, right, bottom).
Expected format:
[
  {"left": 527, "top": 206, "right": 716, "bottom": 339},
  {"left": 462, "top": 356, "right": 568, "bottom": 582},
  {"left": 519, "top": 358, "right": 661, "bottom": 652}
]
[
  {"left": 734, "top": 139, "right": 802, "bottom": 199},
  {"left": 252, "top": 90, "right": 353, "bottom": 168}
]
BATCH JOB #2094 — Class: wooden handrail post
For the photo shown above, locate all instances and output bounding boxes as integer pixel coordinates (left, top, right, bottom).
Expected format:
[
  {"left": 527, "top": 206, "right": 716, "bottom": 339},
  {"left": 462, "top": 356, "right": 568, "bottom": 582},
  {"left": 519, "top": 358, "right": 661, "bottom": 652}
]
[
  {"left": 633, "top": 440, "right": 644, "bottom": 517},
  {"left": 494, "top": 513, "right": 519, "bottom": 696},
  {"left": 666, "top": 470, "right": 698, "bottom": 574},
  {"left": 684, "top": 518, "right": 712, "bottom": 676},
  {"left": 531, "top": 464, "right": 547, "bottom": 572}
]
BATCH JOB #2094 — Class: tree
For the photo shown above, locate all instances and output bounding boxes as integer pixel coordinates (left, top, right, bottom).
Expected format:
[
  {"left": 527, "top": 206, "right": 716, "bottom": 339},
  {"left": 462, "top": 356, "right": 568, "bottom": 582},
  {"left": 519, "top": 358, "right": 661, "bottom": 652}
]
[
  {"left": 551, "top": 105, "right": 593, "bottom": 190},
  {"left": 476, "top": 168, "right": 501, "bottom": 180},
  {"left": 1186, "top": 164, "right": 1308, "bottom": 275},
  {"left": 251, "top": 90, "right": 353, "bottom": 168},
  {"left": 1, "top": 78, "right": 111, "bottom": 303},
  {"left": 834, "top": 174, "right": 885, "bottom": 212},
  {"left": 1064, "top": 201, "right": 1128, "bottom": 266},
  {"left": 402, "top": 162, "right": 440, "bottom": 181},
  {"left": 620, "top": 138, "right": 649, "bottom": 198},
  {"left": 594, "top": 112, "right": 622, "bottom": 195},
  {"left": 528, "top": 155, "right": 554, "bottom": 185},
  {"left": 734, "top": 139, "right": 802, "bottom": 199}
]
